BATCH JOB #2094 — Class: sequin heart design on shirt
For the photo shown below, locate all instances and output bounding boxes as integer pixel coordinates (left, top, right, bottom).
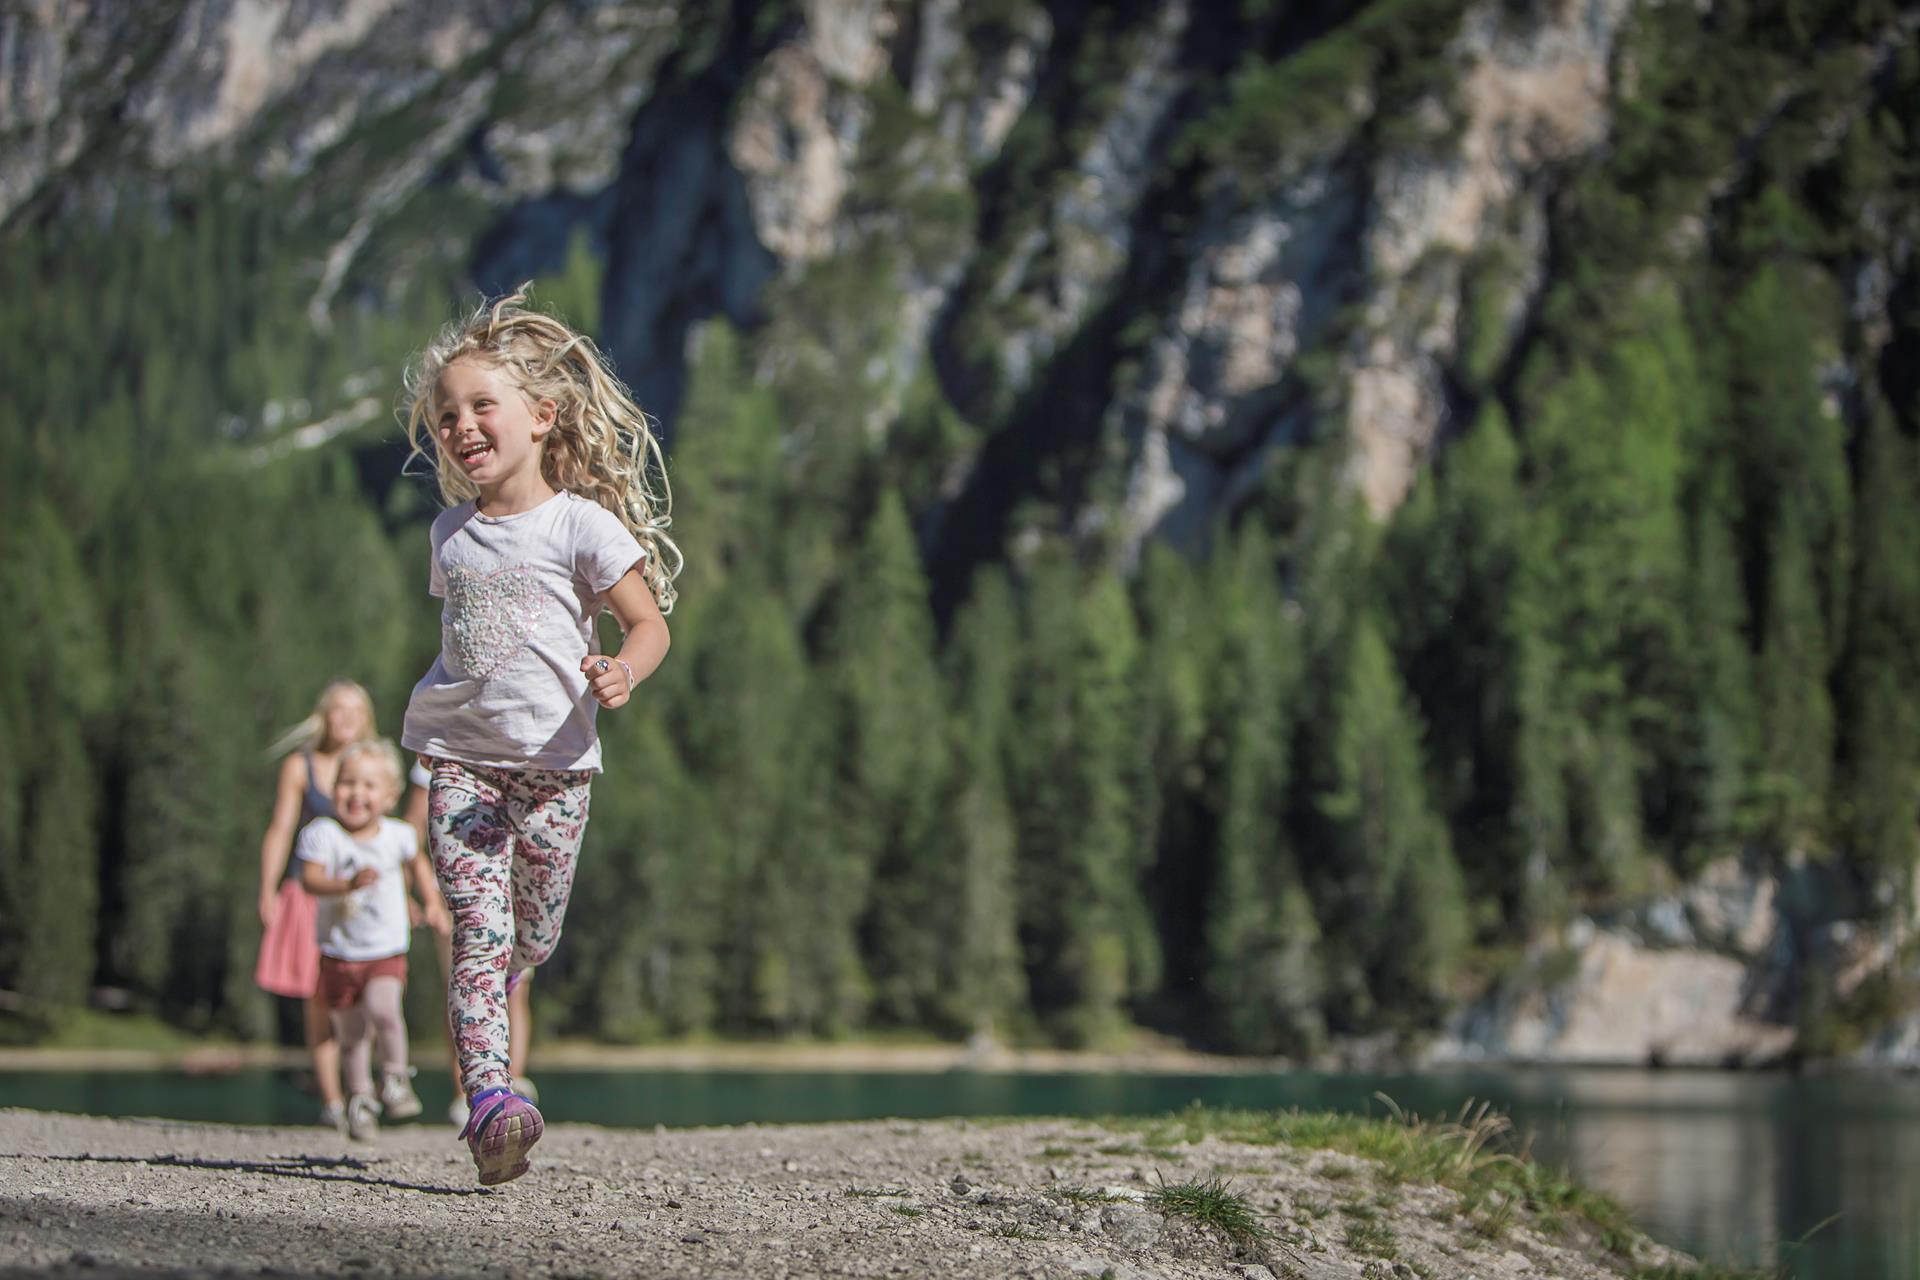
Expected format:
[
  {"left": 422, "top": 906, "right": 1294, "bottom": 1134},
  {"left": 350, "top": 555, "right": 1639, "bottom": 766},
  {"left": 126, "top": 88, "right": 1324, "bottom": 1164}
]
[{"left": 443, "top": 564, "right": 545, "bottom": 681}]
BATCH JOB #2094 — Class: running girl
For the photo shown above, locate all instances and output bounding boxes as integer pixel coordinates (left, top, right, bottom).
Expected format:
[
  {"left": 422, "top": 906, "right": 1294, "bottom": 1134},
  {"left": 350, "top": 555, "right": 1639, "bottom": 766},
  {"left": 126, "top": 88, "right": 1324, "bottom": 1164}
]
[{"left": 399, "top": 288, "right": 677, "bottom": 1184}]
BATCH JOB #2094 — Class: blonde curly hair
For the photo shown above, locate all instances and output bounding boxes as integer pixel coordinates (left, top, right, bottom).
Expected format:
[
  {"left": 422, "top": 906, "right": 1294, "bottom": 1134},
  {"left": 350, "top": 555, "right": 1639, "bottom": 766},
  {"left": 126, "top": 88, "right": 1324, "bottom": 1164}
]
[{"left": 402, "top": 286, "right": 681, "bottom": 613}]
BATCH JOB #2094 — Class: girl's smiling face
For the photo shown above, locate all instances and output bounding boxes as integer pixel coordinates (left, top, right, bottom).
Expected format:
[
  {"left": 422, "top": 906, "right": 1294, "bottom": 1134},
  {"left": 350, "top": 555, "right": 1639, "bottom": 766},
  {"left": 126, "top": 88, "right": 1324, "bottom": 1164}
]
[
  {"left": 333, "top": 754, "right": 398, "bottom": 833},
  {"left": 434, "top": 357, "right": 555, "bottom": 491}
]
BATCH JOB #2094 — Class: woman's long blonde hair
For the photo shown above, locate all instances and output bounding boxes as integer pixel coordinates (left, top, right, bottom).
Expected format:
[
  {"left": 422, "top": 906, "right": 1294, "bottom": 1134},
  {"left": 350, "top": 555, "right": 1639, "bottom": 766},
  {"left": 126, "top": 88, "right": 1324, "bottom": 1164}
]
[
  {"left": 266, "top": 680, "right": 377, "bottom": 759},
  {"left": 402, "top": 286, "right": 682, "bottom": 613}
]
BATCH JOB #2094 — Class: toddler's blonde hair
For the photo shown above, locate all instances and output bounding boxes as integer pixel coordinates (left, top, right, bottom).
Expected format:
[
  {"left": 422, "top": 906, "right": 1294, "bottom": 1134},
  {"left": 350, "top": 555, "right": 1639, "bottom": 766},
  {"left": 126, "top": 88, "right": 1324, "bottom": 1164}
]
[
  {"left": 335, "top": 738, "right": 405, "bottom": 798},
  {"left": 403, "top": 286, "right": 682, "bottom": 613},
  {"left": 266, "top": 680, "right": 377, "bottom": 759}
]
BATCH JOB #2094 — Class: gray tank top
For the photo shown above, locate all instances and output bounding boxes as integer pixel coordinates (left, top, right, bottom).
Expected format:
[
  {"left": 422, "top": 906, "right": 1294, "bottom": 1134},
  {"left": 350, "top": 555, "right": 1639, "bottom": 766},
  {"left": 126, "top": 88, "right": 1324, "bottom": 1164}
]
[
  {"left": 299, "top": 750, "right": 336, "bottom": 826},
  {"left": 280, "top": 751, "right": 338, "bottom": 886}
]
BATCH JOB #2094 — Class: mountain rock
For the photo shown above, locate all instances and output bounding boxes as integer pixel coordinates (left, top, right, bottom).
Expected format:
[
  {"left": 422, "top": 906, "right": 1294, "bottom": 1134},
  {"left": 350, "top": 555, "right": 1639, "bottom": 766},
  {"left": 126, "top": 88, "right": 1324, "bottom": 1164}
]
[{"left": 2, "top": 0, "right": 1637, "bottom": 540}]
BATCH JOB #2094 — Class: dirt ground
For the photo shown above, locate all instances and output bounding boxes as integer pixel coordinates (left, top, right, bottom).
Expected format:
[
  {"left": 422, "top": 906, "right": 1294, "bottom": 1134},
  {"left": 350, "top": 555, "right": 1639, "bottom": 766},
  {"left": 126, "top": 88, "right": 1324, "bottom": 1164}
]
[{"left": 0, "top": 1107, "right": 1682, "bottom": 1279}]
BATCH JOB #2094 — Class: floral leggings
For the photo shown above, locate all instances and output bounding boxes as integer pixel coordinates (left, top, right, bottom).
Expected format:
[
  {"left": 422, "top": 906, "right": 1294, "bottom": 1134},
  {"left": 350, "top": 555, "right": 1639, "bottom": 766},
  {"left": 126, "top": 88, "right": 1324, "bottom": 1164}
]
[{"left": 426, "top": 757, "right": 592, "bottom": 1097}]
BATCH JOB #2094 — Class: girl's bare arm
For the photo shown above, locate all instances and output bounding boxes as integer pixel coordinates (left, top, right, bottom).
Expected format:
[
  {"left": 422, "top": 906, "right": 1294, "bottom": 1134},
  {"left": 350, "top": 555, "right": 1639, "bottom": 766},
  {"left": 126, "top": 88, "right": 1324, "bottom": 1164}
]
[
  {"left": 580, "top": 567, "right": 671, "bottom": 709},
  {"left": 257, "top": 754, "right": 309, "bottom": 925},
  {"left": 301, "top": 859, "right": 378, "bottom": 896},
  {"left": 408, "top": 852, "right": 450, "bottom": 935}
]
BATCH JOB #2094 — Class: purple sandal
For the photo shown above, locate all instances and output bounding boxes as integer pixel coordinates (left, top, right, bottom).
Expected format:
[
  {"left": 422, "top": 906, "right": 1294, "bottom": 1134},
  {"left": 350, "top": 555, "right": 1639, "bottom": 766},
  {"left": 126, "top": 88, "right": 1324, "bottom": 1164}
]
[{"left": 460, "top": 1085, "right": 544, "bottom": 1186}]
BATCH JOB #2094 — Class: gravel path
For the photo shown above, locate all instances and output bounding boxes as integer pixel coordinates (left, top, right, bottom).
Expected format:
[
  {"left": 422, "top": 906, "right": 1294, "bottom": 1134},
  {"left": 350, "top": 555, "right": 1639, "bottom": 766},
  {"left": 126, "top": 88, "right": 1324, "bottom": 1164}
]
[{"left": 0, "top": 1108, "right": 1680, "bottom": 1278}]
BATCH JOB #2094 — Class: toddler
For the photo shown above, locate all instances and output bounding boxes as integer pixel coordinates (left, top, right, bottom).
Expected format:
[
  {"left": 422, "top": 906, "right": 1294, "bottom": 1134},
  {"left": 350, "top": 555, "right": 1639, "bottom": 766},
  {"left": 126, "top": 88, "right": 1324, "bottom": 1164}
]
[{"left": 298, "top": 738, "right": 449, "bottom": 1139}]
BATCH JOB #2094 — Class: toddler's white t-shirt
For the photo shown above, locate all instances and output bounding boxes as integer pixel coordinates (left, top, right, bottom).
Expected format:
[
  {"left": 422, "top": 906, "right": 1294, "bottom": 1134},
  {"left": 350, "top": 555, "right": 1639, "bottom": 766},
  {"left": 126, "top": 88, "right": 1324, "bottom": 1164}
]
[
  {"left": 402, "top": 490, "right": 646, "bottom": 772},
  {"left": 296, "top": 816, "right": 418, "bottom": 962}
]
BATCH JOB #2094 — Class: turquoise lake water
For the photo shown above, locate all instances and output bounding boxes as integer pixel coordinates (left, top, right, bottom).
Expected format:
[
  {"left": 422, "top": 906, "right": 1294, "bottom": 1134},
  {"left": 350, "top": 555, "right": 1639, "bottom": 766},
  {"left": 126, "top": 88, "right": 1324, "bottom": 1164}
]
[{"left": 5, "top": 1064, "right": 1916, "bottom": 1277}]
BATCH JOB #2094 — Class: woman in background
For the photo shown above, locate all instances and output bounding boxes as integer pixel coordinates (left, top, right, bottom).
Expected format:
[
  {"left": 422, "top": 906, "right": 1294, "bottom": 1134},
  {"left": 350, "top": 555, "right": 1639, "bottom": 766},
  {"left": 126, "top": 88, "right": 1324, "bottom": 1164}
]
[{"left": 254, "top": 679, "right": 378, "bottom": 1130}]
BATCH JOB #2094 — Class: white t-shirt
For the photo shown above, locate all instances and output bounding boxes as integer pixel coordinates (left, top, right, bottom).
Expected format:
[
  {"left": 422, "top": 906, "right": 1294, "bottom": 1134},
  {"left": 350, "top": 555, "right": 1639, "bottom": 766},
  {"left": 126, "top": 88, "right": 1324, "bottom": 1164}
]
[
  {"left": 401, "top": 490, "right": 646, "bottom": 772},
  {"left": 295, "top": 816, "right": 418, "bottom": 962}
]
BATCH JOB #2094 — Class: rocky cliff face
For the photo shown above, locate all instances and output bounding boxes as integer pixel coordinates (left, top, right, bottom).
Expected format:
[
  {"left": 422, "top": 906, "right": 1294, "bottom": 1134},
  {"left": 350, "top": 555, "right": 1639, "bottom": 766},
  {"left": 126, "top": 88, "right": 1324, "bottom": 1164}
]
[
  {"left": 1107, "top": 0, "right": 1633, "bottom": 558},
  {"left": 2, "top": 0, "right": 1628, "bottom": 532}
]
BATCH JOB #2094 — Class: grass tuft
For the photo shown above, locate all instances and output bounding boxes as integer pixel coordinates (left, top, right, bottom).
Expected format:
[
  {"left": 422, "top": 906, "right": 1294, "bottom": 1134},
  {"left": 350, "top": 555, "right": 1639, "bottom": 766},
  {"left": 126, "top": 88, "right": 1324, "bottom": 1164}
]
[
  {"left": 1343, "top": 1217, "right": 1399, "bottom": 1258},
  {"left": 844, "top": 1186, "right": 909, "bottom": 1198},
  {"left": 1144, "top": 1173, "right": 1270, "bottom": 1245},
  {"left": 1104, "top": 1098, "right": 1639, "bottom": 1247},
  {"left": 989, "top": 1222, "right": 1046, "bottom": 1241},
  {"left": 1050, "top": 1185, "right": 1128, "bottom": 1205}
]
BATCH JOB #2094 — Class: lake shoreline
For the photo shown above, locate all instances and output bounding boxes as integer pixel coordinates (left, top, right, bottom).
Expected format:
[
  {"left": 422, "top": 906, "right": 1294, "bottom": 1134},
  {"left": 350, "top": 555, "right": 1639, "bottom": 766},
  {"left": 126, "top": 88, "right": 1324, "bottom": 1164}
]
[
  {"left": 3, "top": 1036, "right": 1910, "bottom": 1077},
  {"left": 0, "top": 1039, "right": 1283, "bottom": 1076}
]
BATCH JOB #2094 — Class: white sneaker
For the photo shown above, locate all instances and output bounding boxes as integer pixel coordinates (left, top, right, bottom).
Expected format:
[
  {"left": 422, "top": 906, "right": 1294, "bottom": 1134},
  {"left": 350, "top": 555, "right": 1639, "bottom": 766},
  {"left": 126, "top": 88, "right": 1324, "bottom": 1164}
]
[
  {"left": 380, "top": 1067, "right": 423, "bottom": 1121},
  {"left": 319, "top": 1100, "right": 347, "bottom": 1134},
  {"left": 346, "top": 1093, "right": 381, "bottom": 1142},
  {"left": 448, "top": 1093, "right": 471, "bottom": 1130},
  {"left": 510, "top": 1074, "right": 540, "bottom": 1105}
]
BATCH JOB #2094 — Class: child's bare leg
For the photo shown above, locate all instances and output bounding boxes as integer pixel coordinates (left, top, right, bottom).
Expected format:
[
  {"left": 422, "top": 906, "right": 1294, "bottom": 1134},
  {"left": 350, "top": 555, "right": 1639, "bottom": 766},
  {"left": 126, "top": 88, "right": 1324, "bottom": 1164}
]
[
  {"left": 363, "top": 976, "right": 410, "bottom": 1083},
  {"left": 333, "top": 1003, "right": 374, "bottom": 1099},
  {"left": 508, "top": 976, "right": 532, "bottom": 1079},
  {"left": 304, "top": 994, "right": 344, "bottom": 1107}
]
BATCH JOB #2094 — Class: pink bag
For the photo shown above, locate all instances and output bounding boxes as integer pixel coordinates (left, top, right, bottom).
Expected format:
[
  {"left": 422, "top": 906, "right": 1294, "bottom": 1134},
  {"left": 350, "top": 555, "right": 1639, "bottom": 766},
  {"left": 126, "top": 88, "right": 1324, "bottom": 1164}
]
[{"left": 254, "top": 878, "right": 319, "bottom": 998}]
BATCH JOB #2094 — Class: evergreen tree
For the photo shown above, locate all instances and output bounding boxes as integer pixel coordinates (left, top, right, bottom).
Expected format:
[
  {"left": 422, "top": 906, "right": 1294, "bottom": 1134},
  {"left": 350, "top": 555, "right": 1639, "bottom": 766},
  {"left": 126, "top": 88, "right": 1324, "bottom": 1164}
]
[
  {"left": 1508, "top": 600, "right": 1572, "bottom": 927},
  {"left": 675, "top": 584, "right": 811, "bottom": 1030},
  {"left": 1203, "top": 527, "right": 1324, "bottom": 1054},
  {"left": 667, "top": 320, "right": 785, "bottom": 605},
  {"left": 1133, "top": 541, "right": 1221, "bottom": 1033},
  {"left": 826, "top": 488, "right": 952, "bottom": 1026},
  {"left": 571, "top": 712, "right": 722, "bottom": 1039},
  {"left": 1672, "top": 461, "right": 1759, "bottom": 868},
  {"left": 1721, "top": 268, "right": 1852, "bottom": 854},
  {"left": 109, "top": 579, "right": 236, "bottom": 1020},
  {"left": 1381, "top": 404, "right": 1527, "bottom": 922},
  {"left": 1508, "top": 319, "right": 1695, "bottom": 892},
  {"left": 941, "top": 568, "right": 1028, "bottom": 1038},
  {"left": 1834, "top": 405, "right": 1920, "bottom": 882},
  {"left": 1313, "top": 616, "right": 1469, "bottom": 1026},
  {"left": 1008, "top": 553, "right": 1158, "bottom": 1045},
  {"left": 1754, "top": 503, "right": 1837, "bottom": 849},
  {"left": 0, "top": 503, "right": 111, "bottom": 1010},
  {"left": 757, "top": 684, "right": 875, "bottom": 1034}
]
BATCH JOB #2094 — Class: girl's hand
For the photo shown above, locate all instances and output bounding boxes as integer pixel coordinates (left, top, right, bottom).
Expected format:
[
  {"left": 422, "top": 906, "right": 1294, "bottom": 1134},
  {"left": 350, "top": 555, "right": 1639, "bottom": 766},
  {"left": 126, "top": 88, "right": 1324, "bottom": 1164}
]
[
  {"left": 580, "top": 655, "right": 634, "bottom": 709},
  {"left": 408, "top": 898, "right": 426, "bottom": 928},
  {"left": 349, "top": 867, "right": 381, "bottom": 891},
  {"left": 427, "top": 901, "right": 453, "bottom": 937},
  {"left": 258, "top": 885, "right": 281, "bottom": 930}
]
